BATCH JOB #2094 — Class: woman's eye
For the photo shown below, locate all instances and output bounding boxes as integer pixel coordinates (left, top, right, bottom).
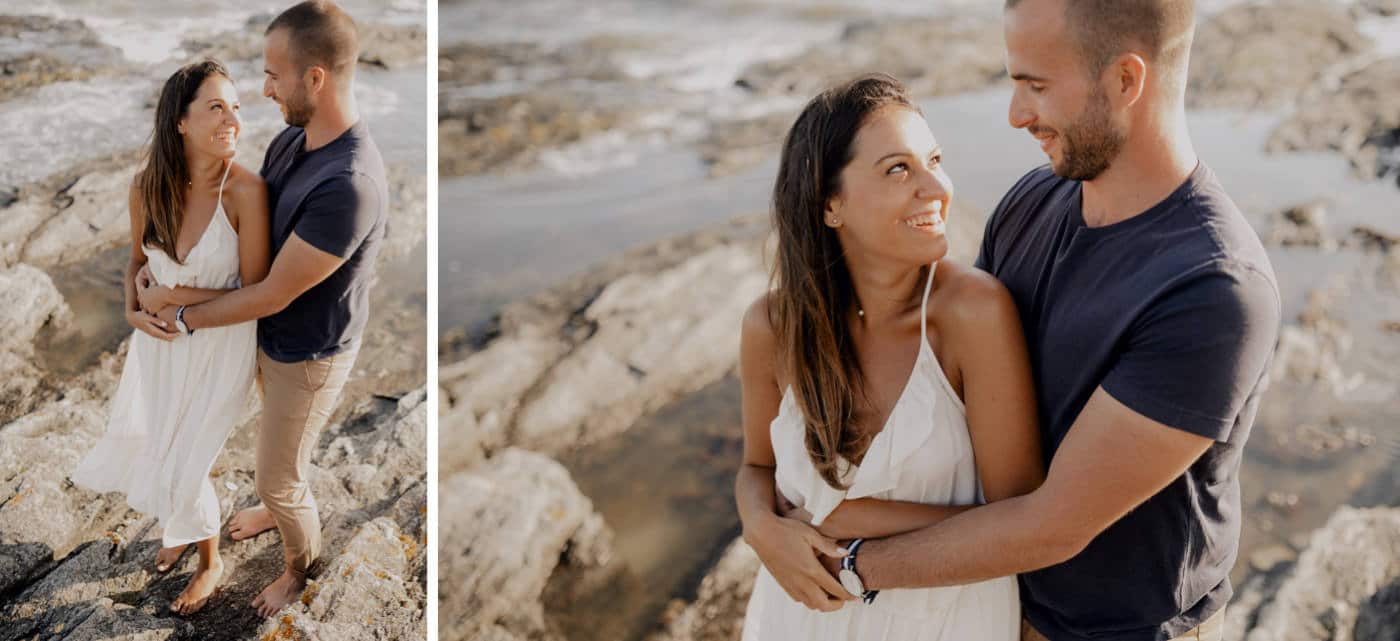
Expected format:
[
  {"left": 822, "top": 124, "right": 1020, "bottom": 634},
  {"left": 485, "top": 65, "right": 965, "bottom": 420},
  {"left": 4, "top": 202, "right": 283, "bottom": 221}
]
[
  {"left": 886, "top": 162, "right": 908, "bottom": 175},
  {"left": 928, "top": 155, "right": 942, "bottom": 168}
]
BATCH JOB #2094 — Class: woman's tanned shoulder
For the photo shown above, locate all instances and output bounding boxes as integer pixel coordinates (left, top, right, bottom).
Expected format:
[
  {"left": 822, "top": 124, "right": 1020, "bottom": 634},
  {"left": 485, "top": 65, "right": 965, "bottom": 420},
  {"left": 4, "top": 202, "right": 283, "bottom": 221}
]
[{"left": 931, "top": 259, "right": 1020, "bottom": 335}]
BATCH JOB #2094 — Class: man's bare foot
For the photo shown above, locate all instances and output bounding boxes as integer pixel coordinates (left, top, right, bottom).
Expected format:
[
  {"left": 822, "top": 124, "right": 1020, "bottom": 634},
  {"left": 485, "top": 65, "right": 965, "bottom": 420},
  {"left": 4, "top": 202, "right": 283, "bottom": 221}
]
[
  {"left": 228, "top": 505, "right": 276, "bottom": 541},
  {"left": 155, "top": 544, "right": 189, "bottom": 573},
  {"left": 170, "top": 556, "right": 223, "bottom": 616},
  {"left": 251, "top": 569, "right": 305, "bottom": 618}
]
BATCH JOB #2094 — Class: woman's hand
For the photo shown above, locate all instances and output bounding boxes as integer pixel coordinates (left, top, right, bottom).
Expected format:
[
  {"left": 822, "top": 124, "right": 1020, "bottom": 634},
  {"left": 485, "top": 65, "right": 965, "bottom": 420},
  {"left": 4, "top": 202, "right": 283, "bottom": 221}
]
[
  {"left": 137, "top": 283, "right": 174, "bottom": 315},
  {"left": 743, "top": 511, "right": 855, "bottom": 611},
  {"left": 126, "top": 308, "right": 179, "bottom": 341}
]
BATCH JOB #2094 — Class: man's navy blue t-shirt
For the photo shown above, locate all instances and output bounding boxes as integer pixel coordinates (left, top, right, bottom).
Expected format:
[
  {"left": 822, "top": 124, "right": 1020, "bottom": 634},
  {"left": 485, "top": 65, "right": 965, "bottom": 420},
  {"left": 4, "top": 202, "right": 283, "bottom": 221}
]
[
  {"left": 975, "top": 164, "right": 1280, "bottom": 641},
  {"left": 258, "top": 121, "right": 387, "bottom": 363}
]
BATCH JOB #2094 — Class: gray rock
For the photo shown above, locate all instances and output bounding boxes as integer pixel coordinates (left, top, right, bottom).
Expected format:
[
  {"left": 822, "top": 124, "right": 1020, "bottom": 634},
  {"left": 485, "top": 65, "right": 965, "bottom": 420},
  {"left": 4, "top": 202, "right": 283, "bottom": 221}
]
[
  {"left": 1269, "top": 57, "right": 1400, "bottom": 182},
  {"left": 646, "top": 538, "right": 759, "bottom": 641},
  {"left": 254, "top": 518, "right": 424, "bottom": 641},
  {"left": 1242, "top": 507, "right": 1400, "bottom": 641},
  {"left": 438, "top": 448, "right": 613, "bottom": 641},
  {"left": 0, "top": 263, "right": 70, "bottom": 422},
  {"left": 735, "top": 16, "right": 1006, "bottom": 99},
  {"left": 1189, "top": 3, "right": 1372, "bottom": 109},
  {"left": 0, "top": 15, "right": 128, "bottom": 99},
  {"left": 1268, "top": 200, "right": 1336, "bottom": 251}
]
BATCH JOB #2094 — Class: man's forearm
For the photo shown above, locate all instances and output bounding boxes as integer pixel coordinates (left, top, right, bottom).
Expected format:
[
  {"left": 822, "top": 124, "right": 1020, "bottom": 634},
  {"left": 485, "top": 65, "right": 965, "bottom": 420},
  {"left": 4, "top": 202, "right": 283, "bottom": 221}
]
[
  {"left": 182, "top": 281, "right": 285, "bottom": 330},
  {"left": 858, "top": 491, "right": 1084, "bottom": 590}
]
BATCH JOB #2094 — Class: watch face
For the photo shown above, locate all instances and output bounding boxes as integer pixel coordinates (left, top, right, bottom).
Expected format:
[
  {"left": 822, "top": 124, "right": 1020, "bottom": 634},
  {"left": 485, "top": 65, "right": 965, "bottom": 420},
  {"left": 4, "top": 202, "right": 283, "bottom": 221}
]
[{"left": 838, "top": 569, "right": 862, "bottom": 598}]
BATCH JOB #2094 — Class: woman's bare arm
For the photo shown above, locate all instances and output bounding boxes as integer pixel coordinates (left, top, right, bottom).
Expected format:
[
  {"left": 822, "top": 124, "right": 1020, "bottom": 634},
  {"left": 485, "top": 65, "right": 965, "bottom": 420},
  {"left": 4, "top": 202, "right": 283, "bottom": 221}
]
[
  {"left": 735, "top": 295, "right": 853, "bottom": 610},
  {"left": 125, "top": 182, "right": 178, "bottom": 340}
]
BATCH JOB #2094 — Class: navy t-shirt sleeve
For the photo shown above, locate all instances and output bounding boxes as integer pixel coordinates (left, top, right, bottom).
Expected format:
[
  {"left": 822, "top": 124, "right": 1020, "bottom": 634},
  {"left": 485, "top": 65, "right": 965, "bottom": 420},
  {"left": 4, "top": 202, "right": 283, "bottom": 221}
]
[
  {"left": 1101, "top": 264, "right": 1280, "bottom": 441},
  {"left": 292, "top": 171, "right": 381, "bottom": 259}
]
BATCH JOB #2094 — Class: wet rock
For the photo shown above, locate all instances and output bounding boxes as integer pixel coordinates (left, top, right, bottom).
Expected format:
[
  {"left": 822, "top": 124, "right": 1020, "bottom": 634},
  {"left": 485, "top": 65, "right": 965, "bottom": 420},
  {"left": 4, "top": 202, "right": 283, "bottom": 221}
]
[
  {"left": 735, "top": 16, "right": 1005, "bottom": 99},
  {"left": 1269, "top": 57, "right": 1400, "bottom": 182},
  {"left": 1189, "top": 3, "right": 1371, "bottom": 109},
  {"left": 439, "top": 39, "right": 628, "bottom": 90},
  {"left": 1358, "top": 0, "right": 1400, "bottom": 17},
  {"left": 0, "top": 15, "right": 128, "bottom": 99},
  {"left": 1249, "top": 544, "right": 1299, "bottom": 574},
  {"left": 181, "top": 20, "right": 426, "bottom": 70},
  {"left": 1241, "top": 507, "right": 1400, "bottom": 641},
  {"left": 1267, "top": 200, "right": 1335, "bottom": 251},
  {"left": 1269, "top": 288, "right": 1361, "bottom": 398},
  {"left": 438, "top": 91, "right": 637, "bottom": 177},
  {"left": 646, "top": 538, "right": 759, "bottom": 641},
  {"left": 438, "top": 448, "right": 613, "bottom": 641},
  {"left": 699, "top": 112, "right": 796, "bottom": 178},
  {"left": 1348, "top": 224, "right": 1400, "bottom": 253}
]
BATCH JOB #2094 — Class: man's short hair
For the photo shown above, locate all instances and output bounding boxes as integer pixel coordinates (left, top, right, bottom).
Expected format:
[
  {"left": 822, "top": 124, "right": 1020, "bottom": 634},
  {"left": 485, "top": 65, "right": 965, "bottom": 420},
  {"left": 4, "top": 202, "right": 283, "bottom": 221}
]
[
  {"left": 266, "top": 0, "right": 359, "bottom": 78},
  {"left": 1007, "top": 0, "right": 1195, "bottom": 89}
]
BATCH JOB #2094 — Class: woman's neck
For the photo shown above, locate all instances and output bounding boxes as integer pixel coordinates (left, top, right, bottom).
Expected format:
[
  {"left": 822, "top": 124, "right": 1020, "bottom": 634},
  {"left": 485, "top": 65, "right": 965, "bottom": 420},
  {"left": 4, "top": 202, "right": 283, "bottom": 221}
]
[
  {"left": 185, "top": 151, "right": 227, "bottom": 190},
  {"left": 846, "top": 257, "right": 925, "bottom": 329}
]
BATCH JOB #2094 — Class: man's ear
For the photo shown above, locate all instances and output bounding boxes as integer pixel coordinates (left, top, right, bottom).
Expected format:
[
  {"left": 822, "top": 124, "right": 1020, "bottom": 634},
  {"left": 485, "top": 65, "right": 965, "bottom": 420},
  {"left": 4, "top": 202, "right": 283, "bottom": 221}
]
[
  {"left": 306, "top": 66, "right": 327, "bottom": 95},
  {"left": 1113, "top": 53, "right": 1148, "bottom": 108}
]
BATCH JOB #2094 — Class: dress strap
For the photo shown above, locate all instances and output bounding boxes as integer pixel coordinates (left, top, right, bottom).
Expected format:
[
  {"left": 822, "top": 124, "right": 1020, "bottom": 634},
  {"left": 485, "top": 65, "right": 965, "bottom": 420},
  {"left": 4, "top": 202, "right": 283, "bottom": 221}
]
[
  {"left": 216, "top": 161, "right": 232, "bottom": 200},
  {"left": 918, "top": 261, "right": 938, "bottom": 344}
]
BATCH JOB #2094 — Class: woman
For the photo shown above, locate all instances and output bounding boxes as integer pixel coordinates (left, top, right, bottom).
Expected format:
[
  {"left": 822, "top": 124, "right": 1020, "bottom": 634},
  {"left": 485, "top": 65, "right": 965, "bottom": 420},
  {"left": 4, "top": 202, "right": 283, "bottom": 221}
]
[
  {"left": 73, "top": 59, "right": 269, "bottom": 616},
  {"left": 736, "top": 74, "right": 1044, "bottom": 639}
]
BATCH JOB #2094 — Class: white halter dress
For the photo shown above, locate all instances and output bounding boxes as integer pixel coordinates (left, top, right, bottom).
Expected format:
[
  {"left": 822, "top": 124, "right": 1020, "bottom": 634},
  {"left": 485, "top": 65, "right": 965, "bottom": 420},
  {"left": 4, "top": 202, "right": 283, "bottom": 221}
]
[
  {"left": 742, "top": 262, "right": 1020, "bottom": 641},
  {"left": 73, "top": 163, "right": 257, "bottom": 547}
]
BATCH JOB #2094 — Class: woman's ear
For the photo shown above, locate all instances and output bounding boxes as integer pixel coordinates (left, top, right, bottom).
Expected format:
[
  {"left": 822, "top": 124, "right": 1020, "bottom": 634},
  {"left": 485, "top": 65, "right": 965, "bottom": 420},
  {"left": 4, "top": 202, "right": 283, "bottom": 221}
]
[
  {"left": 824, "top": 196, "right": 844, "bottom": 228},
  {"left": 177, "top": 116, "right": 187, "bottom": 136}
]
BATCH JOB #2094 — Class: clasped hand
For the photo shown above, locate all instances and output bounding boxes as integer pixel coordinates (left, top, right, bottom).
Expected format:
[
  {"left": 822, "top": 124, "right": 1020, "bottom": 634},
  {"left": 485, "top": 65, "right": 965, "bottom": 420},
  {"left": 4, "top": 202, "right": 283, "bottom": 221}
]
[
  {"left": 745, "top": 492, "right": 856, "bottom": 612},
  {"left": 126, "top": 264, "right": 179, "bottom": 341}
]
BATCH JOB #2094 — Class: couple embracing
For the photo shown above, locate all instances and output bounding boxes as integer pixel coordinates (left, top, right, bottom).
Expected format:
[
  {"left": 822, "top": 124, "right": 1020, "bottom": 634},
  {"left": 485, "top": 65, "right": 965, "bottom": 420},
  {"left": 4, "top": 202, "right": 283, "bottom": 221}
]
[
  {"left": 737, "top": 1, "right": 1281, "bottom": 640},
  {"left": 71, "top": 0, "right": 386, "bottom": 618}
]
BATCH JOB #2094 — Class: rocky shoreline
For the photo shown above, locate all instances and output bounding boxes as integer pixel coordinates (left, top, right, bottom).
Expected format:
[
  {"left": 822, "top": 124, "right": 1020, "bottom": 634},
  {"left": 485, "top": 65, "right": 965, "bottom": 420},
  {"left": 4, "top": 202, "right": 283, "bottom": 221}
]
[
  {"left": 0, "top": 11, "right": 428, "bottom": 641},
  {"left": 438, "top": 4, "right": 1400, "bottom": 629}
]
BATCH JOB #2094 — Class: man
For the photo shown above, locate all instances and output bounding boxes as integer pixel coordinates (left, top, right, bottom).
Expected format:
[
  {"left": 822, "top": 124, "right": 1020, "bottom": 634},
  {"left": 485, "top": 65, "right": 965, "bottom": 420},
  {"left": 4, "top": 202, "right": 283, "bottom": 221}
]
[
  {"left": 738, "top": 1, "right": 1281, "bottom": 639},
  {"left": 155, "top": 0, "right": 387, "bottom": 617}
]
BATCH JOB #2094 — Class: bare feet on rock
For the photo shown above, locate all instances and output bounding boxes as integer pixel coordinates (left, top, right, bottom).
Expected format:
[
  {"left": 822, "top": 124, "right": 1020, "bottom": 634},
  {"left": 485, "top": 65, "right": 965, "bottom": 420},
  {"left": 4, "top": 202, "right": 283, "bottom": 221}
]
[
  {"left": 252, "top": 568, "right": 305, "bottom": 618},
  {"left": 154, "top": 544, "right": 189, "bottom": 573},
  {"left": 170, "top": 555, "right": 223, "bottom": 616},
  {"left": 228, "top": 505, "right": 277, "bottom": 541}
]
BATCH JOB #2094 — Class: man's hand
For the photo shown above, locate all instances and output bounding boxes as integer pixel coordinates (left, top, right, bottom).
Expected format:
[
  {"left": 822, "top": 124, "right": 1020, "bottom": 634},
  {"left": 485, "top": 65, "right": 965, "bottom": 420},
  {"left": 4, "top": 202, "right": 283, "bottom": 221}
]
[
  {"left": 156, "top": 304, "right": 180, "bottom": 333},
  {"left": 126, "top": 309, "right": 178, "bottom": 341},
  {"left": 744, "top": 512, "right": 855, "bottom": 612}
]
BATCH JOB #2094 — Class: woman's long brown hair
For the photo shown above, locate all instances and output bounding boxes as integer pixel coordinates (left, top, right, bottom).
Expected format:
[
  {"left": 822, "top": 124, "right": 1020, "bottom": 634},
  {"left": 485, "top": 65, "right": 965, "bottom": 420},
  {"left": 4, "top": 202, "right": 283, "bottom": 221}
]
[
  {"left": 770, "top": 74, "right": 918, "bottom": 489},
  {"left": 137, "top": 59, "right": 231, "bottom": 264}
]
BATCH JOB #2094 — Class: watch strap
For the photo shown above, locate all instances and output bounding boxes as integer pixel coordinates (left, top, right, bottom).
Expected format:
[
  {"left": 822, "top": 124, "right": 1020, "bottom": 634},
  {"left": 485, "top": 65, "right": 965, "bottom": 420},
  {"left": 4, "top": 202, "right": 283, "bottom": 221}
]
[{"left": 841, "top": 538, "right": 879, "bottom": 604}]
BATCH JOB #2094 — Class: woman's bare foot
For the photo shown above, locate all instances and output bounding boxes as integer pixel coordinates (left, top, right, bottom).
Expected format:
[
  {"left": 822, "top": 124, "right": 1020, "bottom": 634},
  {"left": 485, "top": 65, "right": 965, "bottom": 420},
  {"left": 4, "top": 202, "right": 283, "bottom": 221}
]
[
  {"left": 228, "top": 505, "right": 277, "bottom": 541},
  {"left": 154, "top": 544, "right": 189, "bottom": 573},
  {"left": 170, "top": 555, "right": 223, "bottom": 616},
  {"left": 251, "top": 568, "right": 304, "bottom": 618}
]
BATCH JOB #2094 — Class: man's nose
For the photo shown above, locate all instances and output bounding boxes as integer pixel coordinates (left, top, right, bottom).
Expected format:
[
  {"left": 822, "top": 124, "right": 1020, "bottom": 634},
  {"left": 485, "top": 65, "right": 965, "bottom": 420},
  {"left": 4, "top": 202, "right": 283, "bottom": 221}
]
[{"left": 1009, "top": 88, "right": 1035, "bottom": 130}]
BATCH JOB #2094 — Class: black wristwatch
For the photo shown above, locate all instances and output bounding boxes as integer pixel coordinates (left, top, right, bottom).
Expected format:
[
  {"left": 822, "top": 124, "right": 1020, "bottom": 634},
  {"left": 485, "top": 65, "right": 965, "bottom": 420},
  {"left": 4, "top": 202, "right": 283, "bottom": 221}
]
[
  {"left": 175, "top": 305, "right": 193, "bottom": 336},
  {"left": 838, "top": 538, "right": 879, "bottom": 604}
]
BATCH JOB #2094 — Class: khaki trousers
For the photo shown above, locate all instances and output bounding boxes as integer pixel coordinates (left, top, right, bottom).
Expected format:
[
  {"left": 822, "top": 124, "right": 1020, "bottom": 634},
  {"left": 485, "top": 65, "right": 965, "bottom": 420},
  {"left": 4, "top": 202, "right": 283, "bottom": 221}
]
[
  {"left": 1021, "top": 607, "right": 1225, "bottom": 641},
  {"left": 254, "top": 347, "right": 357, "bottom": 577}
]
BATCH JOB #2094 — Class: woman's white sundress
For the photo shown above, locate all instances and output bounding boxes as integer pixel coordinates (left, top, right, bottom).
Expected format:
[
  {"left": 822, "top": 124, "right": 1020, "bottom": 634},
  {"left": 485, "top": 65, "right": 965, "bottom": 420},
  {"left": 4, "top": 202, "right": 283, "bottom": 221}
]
[
  {"left": 73, "top": 163, "right": 257, "bottom": 547},
  {"left": 742, "top": 262, "right": 1020, "bottom": 641}
]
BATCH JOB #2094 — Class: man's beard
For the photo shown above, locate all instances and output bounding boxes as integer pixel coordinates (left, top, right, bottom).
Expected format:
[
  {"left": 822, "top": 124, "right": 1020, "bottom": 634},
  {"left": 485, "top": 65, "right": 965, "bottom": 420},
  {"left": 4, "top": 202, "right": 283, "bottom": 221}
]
[
  {"left": 1043, "top": 87, "right": 1124, "bottom": 181},
  {"left": 282, "top": 88, "right": 315, "bottom": 127}
]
